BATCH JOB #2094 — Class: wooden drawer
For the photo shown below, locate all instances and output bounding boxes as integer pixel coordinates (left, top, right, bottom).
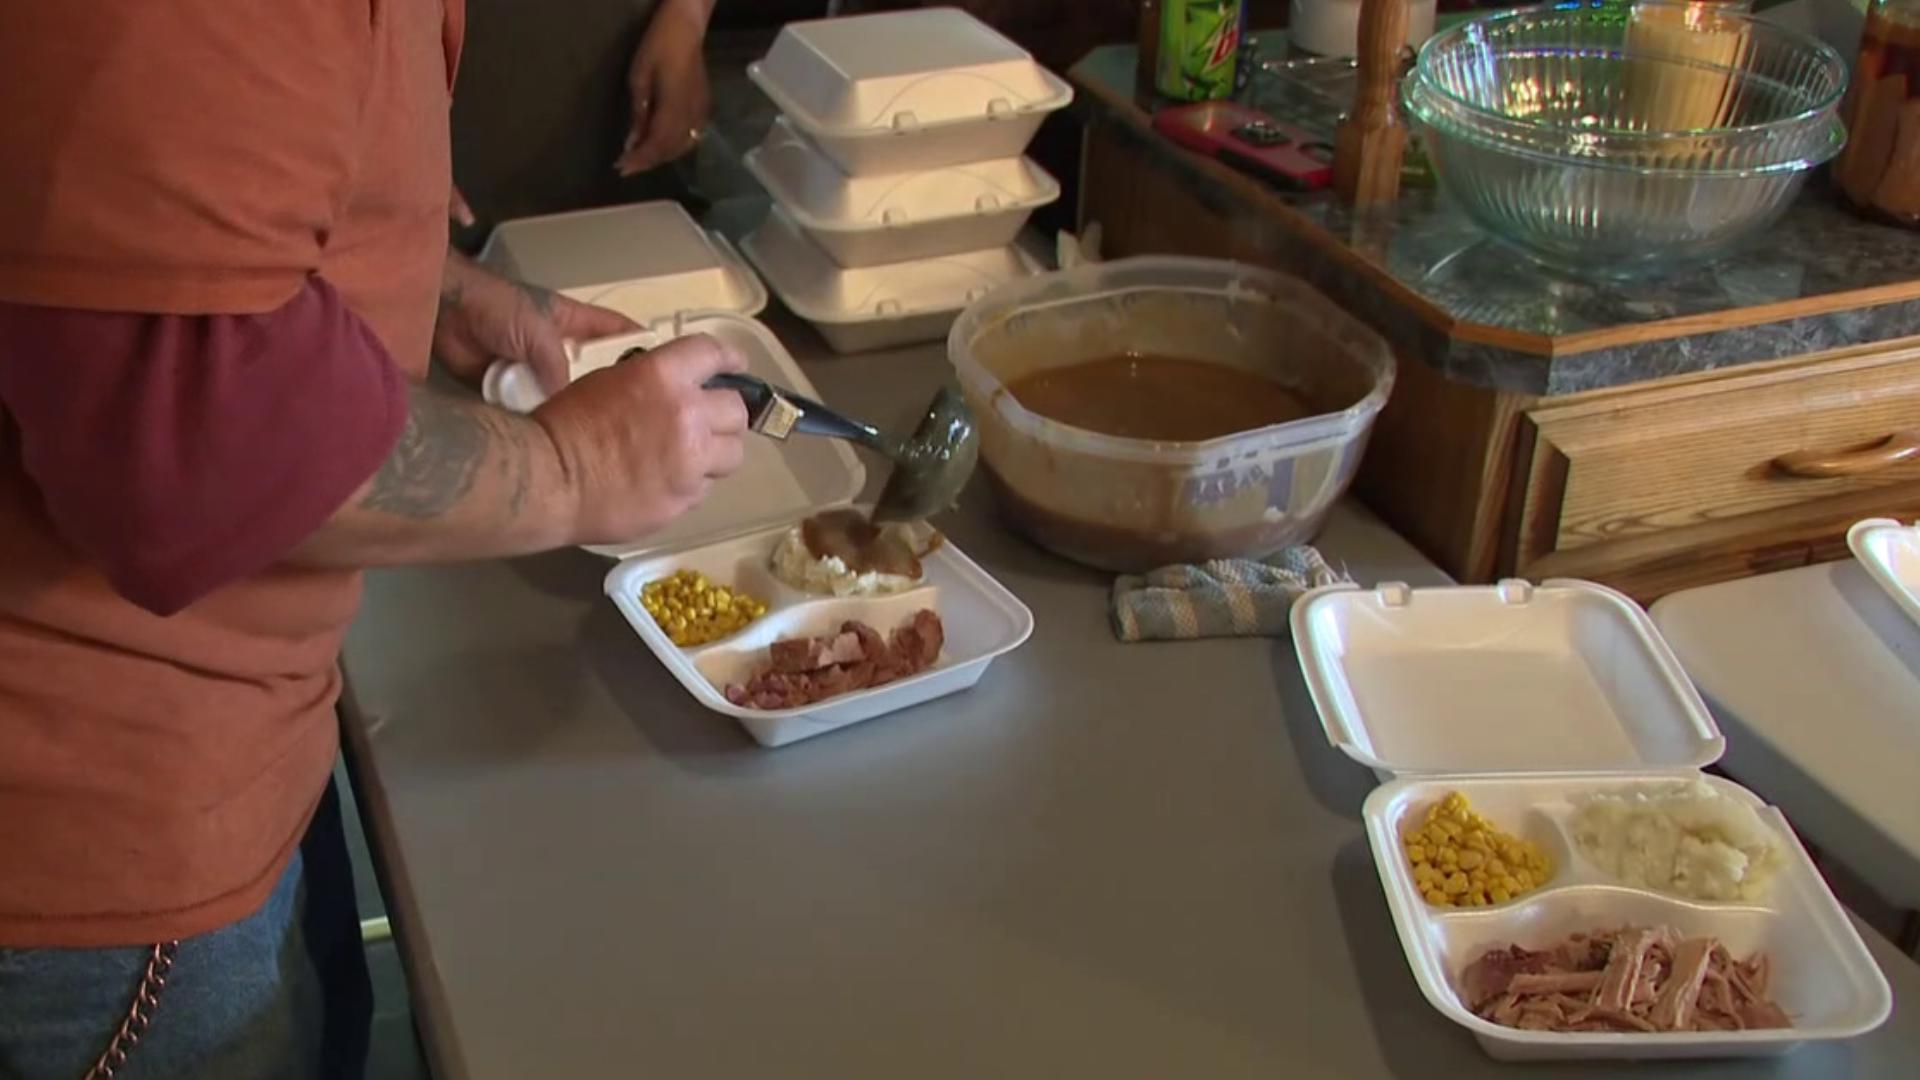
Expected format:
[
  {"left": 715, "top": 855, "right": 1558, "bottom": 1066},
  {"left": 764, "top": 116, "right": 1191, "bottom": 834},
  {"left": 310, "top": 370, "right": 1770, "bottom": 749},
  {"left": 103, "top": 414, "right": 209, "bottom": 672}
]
[{"left": 1507, "top": 340, "right": 1920, "bottom": 595}]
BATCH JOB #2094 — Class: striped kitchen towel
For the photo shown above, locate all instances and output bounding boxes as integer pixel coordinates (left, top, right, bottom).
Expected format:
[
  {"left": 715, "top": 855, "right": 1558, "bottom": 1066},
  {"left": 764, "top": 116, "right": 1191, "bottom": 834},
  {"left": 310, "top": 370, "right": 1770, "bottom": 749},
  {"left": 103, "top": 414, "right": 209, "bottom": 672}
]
[{"left": 1110, "top": 547, "right": 1348, "bottom": 642}]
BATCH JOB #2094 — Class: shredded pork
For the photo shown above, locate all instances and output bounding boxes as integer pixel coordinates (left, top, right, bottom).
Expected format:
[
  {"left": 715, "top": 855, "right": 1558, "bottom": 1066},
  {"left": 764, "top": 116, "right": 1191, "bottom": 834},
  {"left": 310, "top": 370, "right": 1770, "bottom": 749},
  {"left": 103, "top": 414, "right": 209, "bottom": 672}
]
[{"left": 1460, "top": 926, "right": 1790, "bottom": 1034}]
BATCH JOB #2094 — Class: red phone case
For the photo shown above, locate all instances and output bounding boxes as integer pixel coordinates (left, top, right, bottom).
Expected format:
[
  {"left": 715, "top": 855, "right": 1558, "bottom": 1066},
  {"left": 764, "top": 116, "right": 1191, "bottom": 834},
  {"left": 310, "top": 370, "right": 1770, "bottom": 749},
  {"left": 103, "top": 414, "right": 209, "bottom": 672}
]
[{"left": 1152, "top": 102, "right": 1334, "bottom": 191}]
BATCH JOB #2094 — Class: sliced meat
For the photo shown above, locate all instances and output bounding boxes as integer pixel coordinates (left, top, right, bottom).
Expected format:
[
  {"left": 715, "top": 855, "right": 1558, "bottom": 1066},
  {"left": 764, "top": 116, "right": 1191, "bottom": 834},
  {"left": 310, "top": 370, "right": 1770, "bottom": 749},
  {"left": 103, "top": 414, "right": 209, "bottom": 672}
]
[
  {"left": 1595, "top": 928, "right": 1660, "bottom": 1012},
  {"left": 908, "top": 608, "right": 944, "bottom": 666},
  {"left": 826, "top": 631, "right": 867, "bottom": 666},
  {"left": 1462, "top": 926, "right": 1788, "bottom": 1036},
  {"left": 1460, "top": 946, "right": 1554, "bottom": 1009},
  {"left": 728, "top": 610, "right": 944, "bottom": 710},
  {"left": 769, "top": 637, "right": 834, "bottom": 673},
  {"left": 1507, "top": 970, "right": 1604, "bottom": 997},
  {"left": 845, "top": 619, "right": 888, "bottom": 660},
  {"left": 1650, "top": 938, "right": 1714, "bottom": 1031}
]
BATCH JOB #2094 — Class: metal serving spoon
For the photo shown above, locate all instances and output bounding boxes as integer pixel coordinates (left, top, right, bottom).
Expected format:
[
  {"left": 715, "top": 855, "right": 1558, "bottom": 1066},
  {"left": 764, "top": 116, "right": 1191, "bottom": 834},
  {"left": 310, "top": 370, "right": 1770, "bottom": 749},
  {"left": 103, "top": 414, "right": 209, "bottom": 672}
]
[{"left": 700, "top": 369, "right": 977, "bottom": 523}]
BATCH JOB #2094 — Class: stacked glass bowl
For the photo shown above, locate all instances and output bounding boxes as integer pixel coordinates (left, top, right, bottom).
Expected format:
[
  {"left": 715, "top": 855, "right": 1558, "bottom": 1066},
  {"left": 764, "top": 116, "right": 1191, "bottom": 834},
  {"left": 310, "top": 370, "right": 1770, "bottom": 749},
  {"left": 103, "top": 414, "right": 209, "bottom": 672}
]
[{"left": 1403, "top": 1, "right": 1849, "bottom": 278}]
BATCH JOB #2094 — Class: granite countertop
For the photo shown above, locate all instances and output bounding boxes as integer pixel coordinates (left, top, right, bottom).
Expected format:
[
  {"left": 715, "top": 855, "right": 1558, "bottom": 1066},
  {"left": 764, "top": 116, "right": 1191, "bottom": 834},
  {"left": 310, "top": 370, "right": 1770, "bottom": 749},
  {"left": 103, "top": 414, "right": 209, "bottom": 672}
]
[{"left": 1072, "top": 43, "right": 1920, "bottom": 395}]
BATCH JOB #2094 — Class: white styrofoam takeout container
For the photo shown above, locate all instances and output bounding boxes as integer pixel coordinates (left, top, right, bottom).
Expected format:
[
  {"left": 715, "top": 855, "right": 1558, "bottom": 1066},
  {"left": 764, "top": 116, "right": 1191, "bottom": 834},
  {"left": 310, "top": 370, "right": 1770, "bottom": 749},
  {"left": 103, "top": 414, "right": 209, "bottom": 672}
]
[
  {"left": 1364, "top": 773, "right": 1891, "bottom": 1061},
  {"left": 743, "top": 204, "right": 1041, "bottom": 354},
  {"left": 485, "top": 313, "right": 1034, "bottom": 746},
  {"left": 604, "top": 522, "right": 1033, "bottom": 748},
  {"left": 748, "top": 8, "right": 1073, "bottom": 175},
  {"left": 745, "top": 116, "right": 1060, "bottom": 268},
  {"left": 482, "top": 314, "right": 863, "bottom": 562},
  {"left": 477, "top": 202, "right": 767, "bottom": 325},
  {"left": 1846, "top": 517, "right": 1920, "bottom": 628},
  {"left": 1291, "top": 578, "right": 1892, "bottom": 1060}
]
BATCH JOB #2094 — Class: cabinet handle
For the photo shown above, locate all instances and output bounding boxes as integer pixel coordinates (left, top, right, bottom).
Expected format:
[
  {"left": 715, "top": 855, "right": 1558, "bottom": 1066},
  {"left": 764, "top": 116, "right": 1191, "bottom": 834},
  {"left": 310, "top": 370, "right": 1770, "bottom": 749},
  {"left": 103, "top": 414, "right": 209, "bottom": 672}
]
[{"left": 1773, "top": 431, "right": 1920, "bottom": 478}]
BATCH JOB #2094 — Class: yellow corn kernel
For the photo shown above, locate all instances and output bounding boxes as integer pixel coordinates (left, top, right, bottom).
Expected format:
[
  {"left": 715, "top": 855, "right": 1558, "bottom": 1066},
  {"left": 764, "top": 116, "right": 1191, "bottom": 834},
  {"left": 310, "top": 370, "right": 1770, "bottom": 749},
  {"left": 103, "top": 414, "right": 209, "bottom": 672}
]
[
  {"left": 643, "top": 571, "right": 768, "bottom": 647},
  {"left": 1405, "top": 843, "right": 1426, "bottom": 863},
  {"left": 1490, "top": 886, "right": 1511, "bottom": 904},
  {"left": 1444, "top": 872, "right": 1468, "bottom": 895},
  {"left": 1413, "top": 864, "right": 1436, "bottom": 885},
  {"left": 1457, "top": 850, "right": 1485, "bottom": 871},
  {"left": 1424, "top": 889, "right": 1449, "bottom": 906}
]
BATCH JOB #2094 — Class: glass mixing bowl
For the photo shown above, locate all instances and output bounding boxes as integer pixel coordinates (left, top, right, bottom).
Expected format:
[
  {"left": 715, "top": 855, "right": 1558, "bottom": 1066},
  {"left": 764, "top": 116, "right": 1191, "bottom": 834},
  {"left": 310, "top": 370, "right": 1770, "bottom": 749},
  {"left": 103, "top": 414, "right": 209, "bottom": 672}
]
[{"left": 1405, "top": 1, "right": 1848, "bottom": 277}]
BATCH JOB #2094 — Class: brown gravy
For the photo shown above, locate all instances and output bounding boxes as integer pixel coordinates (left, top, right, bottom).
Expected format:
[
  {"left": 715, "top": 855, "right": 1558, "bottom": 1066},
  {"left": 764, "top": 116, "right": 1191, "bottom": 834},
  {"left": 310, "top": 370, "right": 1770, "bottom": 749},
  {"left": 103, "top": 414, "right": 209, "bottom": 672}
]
[
  {"left": 801, "top": 509, "right": 925, "bottom": 579},
  {"left": 1005, "top": 354, "right": 1319, "bottom": 441}
]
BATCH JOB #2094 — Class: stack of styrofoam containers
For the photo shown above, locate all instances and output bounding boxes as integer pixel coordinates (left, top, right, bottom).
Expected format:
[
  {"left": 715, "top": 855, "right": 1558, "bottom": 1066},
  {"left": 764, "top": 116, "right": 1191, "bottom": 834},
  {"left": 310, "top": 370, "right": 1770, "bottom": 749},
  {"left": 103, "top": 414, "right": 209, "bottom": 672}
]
[{"left": 743, "top": 8, "right": 1073, "bottom": 353}]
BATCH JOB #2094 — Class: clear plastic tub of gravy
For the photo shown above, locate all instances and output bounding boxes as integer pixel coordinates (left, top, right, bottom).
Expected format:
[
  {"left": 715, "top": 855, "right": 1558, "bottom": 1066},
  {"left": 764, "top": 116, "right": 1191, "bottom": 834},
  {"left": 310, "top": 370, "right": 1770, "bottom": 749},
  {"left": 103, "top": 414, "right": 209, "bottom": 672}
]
[{"left": 948, "top": 257, "right": 1395, "bottom": 572}]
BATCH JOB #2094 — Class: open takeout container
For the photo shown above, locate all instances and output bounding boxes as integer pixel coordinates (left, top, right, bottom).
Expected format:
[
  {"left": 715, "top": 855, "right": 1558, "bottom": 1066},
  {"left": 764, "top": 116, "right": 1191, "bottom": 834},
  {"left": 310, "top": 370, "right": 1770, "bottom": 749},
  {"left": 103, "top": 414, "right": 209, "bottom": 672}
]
[
  {"left": 1291, "top": 578, "right": 1891, "bottom": 1060},
  {"left": 744, "top": 204, "right": 1040, "bottom": 354},
  {"left": 477, "top": 202, "right": 766, "bottom": 326},
  {"left": 1847, "top": 518, "right": 1920, "bottom": 629},
  {"left": 746, "top": 115, "right": 1060, "bottom": 268},
  {"left": 485, "top": 315, "right": 1033, "bottom": 747},
  {"left": 604, "top": 517, "right": 1033, "bottom": 749},
  {"left": 748, "top": 8, "right": 1072, "bottom": 175}
]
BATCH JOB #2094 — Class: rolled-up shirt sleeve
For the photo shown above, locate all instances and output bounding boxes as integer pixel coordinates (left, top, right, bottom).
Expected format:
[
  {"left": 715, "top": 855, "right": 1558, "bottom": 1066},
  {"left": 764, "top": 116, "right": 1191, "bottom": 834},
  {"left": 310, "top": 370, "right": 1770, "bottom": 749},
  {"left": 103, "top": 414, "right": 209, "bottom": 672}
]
[{"left": 0, "top": 277, "right": 407, "bottom": 615}]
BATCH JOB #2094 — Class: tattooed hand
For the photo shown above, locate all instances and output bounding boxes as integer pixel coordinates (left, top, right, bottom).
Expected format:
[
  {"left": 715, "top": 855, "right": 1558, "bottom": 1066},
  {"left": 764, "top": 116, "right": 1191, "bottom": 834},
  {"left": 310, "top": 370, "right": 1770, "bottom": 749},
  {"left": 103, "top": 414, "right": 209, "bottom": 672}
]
[
  {"left": 534, "top": 333, "right": 751, "bottom": 543},
  {"left": 432, "top": 251, "right": 638, "bottom": 393}
]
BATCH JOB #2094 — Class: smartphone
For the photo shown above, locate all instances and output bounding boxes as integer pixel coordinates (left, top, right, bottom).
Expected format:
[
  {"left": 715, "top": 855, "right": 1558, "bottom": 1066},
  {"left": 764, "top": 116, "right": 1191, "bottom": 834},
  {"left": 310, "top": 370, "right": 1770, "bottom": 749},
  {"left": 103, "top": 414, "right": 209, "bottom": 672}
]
[{"left": 1151, "top": 101, "right": 1335, "bottom": 192}]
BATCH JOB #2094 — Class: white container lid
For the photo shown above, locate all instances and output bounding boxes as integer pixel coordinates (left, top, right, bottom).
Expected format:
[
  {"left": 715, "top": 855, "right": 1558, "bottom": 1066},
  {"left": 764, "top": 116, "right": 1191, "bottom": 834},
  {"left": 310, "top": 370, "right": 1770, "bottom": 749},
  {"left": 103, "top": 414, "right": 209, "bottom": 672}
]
[
  {"left": 748, "top": 8, "right": 1072, "bottom": 135},
  {"left": 1290, "top": 578, "right": 1725, "bottom": 776},
  {"left": 1847, "top": 517, "right": 1920, "bottom": 628},
  {"left": 482, "top": 314, "right": 865, "bottom": 561},
  {"left": 742, "top": 204, "right": 1040, "bottom": 326},
  {"left": 745, "top": 116, "right": 1060, "bottom": 233},
  {"left": 477, "top": 202, "right": 767, "bottom": 325}
]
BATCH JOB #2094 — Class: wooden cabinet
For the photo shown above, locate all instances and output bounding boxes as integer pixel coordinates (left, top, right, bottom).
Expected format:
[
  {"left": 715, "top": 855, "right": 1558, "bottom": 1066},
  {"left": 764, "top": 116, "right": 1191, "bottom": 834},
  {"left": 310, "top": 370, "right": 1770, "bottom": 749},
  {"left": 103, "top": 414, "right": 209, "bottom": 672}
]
[{"left": 1504, "top": 340, "right": 1920, "bottom": 600}]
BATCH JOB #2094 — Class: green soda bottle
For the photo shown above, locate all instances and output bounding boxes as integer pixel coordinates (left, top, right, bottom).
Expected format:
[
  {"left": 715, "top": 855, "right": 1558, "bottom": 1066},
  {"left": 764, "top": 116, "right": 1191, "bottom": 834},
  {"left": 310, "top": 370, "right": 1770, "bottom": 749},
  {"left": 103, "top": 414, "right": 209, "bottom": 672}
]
[{"left": 1155, "top": 0, "right": 1246, "bottom": 102}]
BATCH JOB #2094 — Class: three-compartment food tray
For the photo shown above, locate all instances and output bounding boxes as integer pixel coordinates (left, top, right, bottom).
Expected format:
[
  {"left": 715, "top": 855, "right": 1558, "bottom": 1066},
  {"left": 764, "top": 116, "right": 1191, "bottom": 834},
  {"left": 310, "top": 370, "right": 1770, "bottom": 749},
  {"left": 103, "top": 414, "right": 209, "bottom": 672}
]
[
  {"left": 1290, "top": 578, "right": 1891, "bottom": 1060},
  {"left": 485, "top": 313, "right": 1033, "bottom": 747},
  {"left": 1847, "top": 517, "right": 1920, "bottom": 629},
  {"left": 605, "top": 521, "right": 1032, "bottom": 748}
]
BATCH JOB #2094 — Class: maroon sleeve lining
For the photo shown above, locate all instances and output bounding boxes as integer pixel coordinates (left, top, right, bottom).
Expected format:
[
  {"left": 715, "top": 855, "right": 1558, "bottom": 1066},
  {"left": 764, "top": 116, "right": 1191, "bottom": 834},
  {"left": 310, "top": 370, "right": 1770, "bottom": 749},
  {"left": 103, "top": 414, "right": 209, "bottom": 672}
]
[{"left": 0, "top": 278, "right": 408, "bottom": 615}]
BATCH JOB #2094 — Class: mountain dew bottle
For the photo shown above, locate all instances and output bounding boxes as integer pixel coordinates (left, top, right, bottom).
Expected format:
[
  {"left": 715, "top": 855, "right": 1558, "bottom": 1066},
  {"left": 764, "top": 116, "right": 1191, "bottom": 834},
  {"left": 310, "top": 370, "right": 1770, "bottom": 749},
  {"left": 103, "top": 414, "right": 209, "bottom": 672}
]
[{"left": 1155, "top": 0, "right": 1246, "bottom": 102}]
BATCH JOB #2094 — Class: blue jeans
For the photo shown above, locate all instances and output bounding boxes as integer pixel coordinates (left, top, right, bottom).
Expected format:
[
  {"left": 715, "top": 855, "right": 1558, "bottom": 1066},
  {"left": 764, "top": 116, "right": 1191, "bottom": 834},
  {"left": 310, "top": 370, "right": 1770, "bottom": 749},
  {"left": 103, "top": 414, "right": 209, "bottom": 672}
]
[{"left": 0, "top": 781, "right": 372, "bottom": 1080}]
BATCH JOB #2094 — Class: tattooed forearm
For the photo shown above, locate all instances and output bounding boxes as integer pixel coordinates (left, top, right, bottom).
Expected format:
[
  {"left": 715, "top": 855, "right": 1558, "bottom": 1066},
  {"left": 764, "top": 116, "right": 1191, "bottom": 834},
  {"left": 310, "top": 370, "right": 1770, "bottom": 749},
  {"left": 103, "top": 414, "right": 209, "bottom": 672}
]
[
  {"left": 515, "top": 279, "right": 556, "bottom": 318},
  {"left": 360, "top": 385, "right": 491, "bottom": 519}
]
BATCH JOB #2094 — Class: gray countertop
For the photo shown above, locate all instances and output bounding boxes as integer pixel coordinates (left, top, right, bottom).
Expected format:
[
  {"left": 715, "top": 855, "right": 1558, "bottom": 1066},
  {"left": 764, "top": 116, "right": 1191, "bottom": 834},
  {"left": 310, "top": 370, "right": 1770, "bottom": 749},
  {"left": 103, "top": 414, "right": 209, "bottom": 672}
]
[{"left": 342, "top": 321, "right": 1920, "bottom": 1079}]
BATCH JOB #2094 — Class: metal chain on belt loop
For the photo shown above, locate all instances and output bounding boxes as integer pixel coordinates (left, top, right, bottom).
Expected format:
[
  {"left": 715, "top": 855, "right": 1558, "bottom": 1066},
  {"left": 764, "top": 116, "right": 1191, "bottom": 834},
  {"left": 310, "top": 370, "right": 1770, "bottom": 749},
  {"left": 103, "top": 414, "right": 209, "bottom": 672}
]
[{"left": 83, "top": 941, "right": 178, "bottom": 1079}]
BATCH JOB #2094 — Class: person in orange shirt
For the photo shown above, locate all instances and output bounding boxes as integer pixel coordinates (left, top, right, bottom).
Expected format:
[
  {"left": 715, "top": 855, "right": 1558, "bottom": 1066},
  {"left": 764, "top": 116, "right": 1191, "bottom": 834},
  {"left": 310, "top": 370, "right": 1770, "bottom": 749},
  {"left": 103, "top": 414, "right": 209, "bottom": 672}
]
[{"left": 0, "top": 2, "right": 747, "bottom": 1077}]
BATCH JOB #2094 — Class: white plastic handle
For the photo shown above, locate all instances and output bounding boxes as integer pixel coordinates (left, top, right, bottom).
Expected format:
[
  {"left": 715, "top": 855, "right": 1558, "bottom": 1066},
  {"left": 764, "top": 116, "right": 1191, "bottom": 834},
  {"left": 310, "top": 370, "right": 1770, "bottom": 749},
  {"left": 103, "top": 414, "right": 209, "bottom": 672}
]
[{"left": 481, "top": 327, "right": 664, "bottom": 415}]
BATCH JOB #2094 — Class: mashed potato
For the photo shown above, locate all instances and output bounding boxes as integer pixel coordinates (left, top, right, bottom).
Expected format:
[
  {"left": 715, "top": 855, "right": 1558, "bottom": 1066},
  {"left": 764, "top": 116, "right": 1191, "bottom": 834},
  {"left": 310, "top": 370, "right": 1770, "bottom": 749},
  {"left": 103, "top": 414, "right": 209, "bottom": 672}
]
[
  {"left": 1568, "top": 782, "right": 1781, "bottom": 902},
  {"left": 769, "top": 520, "right": 936, "bottom": 597}
]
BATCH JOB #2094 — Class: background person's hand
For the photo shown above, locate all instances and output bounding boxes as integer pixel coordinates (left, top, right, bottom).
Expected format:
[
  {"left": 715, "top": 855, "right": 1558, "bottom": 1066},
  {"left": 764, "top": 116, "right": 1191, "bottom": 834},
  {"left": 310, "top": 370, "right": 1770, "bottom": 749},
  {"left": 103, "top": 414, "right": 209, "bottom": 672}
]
[
  {"left": 433, "top": 253, "right": 638, "bottom": 393},
  {"left": 617, "top": 0, "right": 713, "bottom": 177},
  {"left": 533, "top": 334, "right": 750, "bottom": 543}
]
